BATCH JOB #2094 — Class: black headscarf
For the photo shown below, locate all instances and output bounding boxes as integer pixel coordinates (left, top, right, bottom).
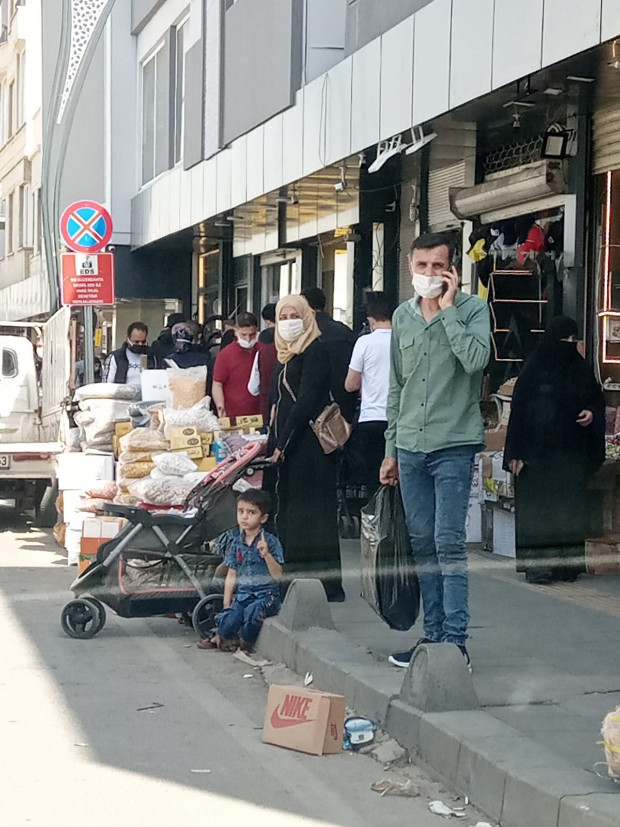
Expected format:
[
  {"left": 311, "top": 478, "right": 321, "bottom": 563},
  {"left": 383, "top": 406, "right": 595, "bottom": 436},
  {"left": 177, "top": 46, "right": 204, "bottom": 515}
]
[{"left": 503, "top": 316, "right": 605, "bottom": 470}]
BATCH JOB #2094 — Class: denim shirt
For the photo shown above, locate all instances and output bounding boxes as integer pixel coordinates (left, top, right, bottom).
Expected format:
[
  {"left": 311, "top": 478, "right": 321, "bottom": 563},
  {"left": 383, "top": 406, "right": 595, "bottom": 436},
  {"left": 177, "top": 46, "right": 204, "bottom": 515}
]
[
  {"left": 385, "top": 292, "right": 491, "bottom": 457},
  {"left": 216, "top": 528, "right": 284, "bottom": 595}
]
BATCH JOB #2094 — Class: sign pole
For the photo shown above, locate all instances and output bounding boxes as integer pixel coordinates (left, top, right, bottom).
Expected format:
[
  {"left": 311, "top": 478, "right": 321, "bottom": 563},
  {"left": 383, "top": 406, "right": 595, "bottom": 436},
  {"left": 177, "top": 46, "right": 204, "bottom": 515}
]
[{"left": 83, "top": 306, "right": 95, "bottom": 386}]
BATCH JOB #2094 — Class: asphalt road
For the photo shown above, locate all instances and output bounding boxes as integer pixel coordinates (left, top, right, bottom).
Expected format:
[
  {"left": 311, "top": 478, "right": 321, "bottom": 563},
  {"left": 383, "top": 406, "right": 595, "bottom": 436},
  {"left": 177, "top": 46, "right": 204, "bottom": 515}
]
[{"left": 0, "top": 507, "right": 487, "bottom": 826}]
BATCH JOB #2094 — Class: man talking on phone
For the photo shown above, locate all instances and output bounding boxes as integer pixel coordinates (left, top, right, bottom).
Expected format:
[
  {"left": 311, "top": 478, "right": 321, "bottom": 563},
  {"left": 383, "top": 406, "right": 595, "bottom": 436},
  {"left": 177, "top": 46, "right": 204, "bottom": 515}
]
[{"left": 380, "top": 233, "right": 491, "bottom": 673}]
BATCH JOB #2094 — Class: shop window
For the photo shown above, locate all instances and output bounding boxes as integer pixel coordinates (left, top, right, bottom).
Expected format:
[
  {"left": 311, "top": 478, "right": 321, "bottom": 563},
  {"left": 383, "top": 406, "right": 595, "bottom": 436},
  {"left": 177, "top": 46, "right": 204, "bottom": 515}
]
[
  {"left": 2, "top": 348, "right": 17, "bottom": 378},
  {"left": 473, "top": 208, "right": 564, "bottom": 391},
  {"left": 598, "top": 170, "right": 620, "bottom": 370}
]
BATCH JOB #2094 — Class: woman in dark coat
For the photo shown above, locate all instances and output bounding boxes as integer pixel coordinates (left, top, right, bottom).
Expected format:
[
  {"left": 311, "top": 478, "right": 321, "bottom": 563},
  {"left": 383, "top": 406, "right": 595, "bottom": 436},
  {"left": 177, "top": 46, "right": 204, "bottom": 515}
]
[
  {"left": 503, "top": 316, "right": 605, "bottom": 584},
  {"left": 267, "top": 294, "right": 345, "bottom": 602}
]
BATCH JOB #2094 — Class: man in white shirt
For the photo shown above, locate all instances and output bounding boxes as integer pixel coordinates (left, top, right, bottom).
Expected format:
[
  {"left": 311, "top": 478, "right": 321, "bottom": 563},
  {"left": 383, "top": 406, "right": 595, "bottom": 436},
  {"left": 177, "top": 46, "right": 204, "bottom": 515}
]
[{"left": 345, "top": 292, "right": 394, "bottom": 486}]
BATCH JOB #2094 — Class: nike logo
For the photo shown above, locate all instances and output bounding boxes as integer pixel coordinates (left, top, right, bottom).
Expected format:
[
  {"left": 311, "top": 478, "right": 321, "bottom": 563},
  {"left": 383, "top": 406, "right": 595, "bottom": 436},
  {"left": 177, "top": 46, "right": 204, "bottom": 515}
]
[
  {"left": 270, "top": 694, "right": 316, "bottom": 728},
  {"left": 270, "top": 708, "right": 314, "bottom": 728}
]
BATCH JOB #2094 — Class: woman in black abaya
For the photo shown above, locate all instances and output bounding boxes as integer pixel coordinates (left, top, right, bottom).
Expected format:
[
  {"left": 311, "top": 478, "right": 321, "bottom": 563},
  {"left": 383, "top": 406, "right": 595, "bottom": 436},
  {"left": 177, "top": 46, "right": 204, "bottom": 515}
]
[
  {"left": 267, "top": 295, "right": 344, "bottom": 602},
  {"left": 503, "top": 316, "right": 605, "bottom": 583}
]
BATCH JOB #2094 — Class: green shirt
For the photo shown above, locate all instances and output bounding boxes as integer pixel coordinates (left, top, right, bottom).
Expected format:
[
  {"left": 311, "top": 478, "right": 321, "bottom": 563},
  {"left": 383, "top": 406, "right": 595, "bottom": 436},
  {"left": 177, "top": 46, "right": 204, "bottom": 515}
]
[{"left": 385, "top": 292, "right": 491, "bottom": 458}]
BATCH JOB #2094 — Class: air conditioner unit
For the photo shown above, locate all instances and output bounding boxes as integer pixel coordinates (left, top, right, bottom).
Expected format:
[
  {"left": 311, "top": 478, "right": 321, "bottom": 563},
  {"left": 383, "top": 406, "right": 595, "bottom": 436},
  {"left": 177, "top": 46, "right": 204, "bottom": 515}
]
[{"left": 449, "top": 161, "right": 565, "bottom": 221}]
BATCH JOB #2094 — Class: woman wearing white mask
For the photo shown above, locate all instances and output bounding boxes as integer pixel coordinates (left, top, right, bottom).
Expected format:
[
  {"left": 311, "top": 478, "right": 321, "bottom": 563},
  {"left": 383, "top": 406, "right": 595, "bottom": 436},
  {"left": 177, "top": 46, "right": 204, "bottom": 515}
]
[{"left": 266, "top": 294, "right": 345, "bottom": 603}]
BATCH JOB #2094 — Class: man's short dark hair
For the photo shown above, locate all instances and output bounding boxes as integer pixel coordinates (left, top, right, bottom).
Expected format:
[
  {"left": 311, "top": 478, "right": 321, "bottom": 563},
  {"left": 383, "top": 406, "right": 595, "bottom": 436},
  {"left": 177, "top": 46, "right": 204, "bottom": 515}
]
[
  {"left": 301, "top": 287, "right": 326, "bottom": 311},
  {"left": 409, "top": 232, "right": 455, "bottom": 263},
  {"left": 236, "top": 311, "right": 258, "bottom": 328},
  {"left": 237, "top": 488, "right": 272, "bottom": 516},
  {"left": 364, "top": 292, "right": 394, "bottom": 322},
  {"left": 127, "top": 321, "right": 148, "bottom": 338},
  {"left": 261, "top": 303, "right": 276, "bottom": 324}
]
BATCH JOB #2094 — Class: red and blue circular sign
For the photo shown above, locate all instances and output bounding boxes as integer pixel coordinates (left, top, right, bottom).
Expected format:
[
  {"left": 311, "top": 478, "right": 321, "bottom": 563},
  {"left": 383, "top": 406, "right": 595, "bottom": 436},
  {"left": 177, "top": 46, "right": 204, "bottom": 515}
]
[{"left": 60, "top": 200, "right": 113, "bottom": 254}]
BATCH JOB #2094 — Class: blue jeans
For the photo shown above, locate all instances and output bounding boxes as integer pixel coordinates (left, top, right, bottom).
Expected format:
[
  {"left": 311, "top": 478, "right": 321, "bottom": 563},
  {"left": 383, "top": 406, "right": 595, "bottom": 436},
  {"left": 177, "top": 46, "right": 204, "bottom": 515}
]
[
  {"left": 216, "top": 590, "right": 281, "bottom": 644},
  {"left": 398, "top": 446, "right": 476, "bottom": 646}
]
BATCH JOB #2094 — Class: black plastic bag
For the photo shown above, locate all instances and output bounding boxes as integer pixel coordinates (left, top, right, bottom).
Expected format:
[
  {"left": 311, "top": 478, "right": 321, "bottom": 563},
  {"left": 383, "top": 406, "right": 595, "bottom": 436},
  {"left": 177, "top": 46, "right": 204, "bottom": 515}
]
[{"left": 360, "top": 485, "right": 420, "bottom": 631}]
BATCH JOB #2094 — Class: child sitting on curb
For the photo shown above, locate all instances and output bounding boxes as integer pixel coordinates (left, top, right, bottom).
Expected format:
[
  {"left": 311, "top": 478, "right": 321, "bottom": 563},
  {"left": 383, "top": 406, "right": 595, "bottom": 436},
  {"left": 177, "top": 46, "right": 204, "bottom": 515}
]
[{"left": 198, "top": 489, "right": 284, "bottom": 653}]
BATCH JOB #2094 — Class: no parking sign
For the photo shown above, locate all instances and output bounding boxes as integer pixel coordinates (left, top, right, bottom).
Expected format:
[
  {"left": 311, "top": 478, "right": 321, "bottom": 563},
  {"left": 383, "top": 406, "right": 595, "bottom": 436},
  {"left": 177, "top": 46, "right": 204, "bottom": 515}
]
[{"left": 60, "top": 200, "right": 113, "bottom": 254}]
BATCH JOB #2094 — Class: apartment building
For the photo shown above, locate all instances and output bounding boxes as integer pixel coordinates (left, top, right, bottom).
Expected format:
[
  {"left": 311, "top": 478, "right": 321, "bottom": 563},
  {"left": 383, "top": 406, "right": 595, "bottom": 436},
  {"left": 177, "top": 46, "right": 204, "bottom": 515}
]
[{"left": 0, "top": 0, "right": 46, "bottom": 320}]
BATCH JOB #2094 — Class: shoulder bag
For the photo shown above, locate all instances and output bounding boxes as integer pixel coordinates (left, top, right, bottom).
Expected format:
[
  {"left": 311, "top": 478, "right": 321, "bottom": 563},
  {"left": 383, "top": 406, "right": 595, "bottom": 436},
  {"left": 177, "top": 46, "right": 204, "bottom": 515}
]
[{"left": 282, "top": 367, "right": 351, "bottom": 454}]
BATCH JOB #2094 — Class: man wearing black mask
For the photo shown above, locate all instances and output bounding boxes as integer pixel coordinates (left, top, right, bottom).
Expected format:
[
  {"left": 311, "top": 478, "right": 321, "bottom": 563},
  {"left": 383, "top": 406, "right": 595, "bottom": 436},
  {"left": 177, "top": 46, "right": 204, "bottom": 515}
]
[{"left": 104, "top": 322, "right": 156, "bottom": 392}]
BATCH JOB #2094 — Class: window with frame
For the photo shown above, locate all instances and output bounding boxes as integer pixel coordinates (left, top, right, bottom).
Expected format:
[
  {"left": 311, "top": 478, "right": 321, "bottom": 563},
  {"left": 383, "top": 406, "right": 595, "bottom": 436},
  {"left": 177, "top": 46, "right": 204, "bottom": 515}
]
[
  {"left": 7, "top": 191, "right": 13, "bottom": 254},
  {"left": 2, "top": 348, "right": 17, "bottom": 378},
  {"left": 16, "top": 51, "right": 25, "bottom": 127},
  {"left": 32, "top": 188, "right": 40, "bottom": 253},
  {"left": 173, "top": 17, "right": 188, "bottom": 165},
  {"left": 7, "top": 80, "right": 14, "bottom": 138},
  {"left": 141, "top": 45, "right": 169, "bottom": 184},
  {"left": 19, "top": 183, "right": 31, "bottom": 249}
]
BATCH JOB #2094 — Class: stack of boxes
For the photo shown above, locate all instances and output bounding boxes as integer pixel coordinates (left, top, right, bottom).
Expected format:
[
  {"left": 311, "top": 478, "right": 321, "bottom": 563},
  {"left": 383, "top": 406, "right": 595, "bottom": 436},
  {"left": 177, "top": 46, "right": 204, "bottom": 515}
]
[
  {"left": 57, "top": 453, "right": 116, "bottom": 566},
  {"left": 79, "top": 515, "right": 126, "bottom": 572}
]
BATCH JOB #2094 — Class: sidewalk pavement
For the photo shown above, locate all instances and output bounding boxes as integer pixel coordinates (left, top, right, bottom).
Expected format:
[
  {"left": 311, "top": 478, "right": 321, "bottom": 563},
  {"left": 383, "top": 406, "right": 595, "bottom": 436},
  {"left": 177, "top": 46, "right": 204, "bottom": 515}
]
[{"left": 257, "top": 540, "right": 620, "bottom": 827}]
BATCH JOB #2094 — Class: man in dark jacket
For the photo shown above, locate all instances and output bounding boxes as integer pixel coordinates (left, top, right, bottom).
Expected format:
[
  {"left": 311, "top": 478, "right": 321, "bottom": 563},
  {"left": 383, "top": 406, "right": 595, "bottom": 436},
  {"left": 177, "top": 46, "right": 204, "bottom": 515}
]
[
  {"left": 104, "top": 321, "right": 156, "bottom": 392},
  {"left": 301, "top": 287, "right": 357, "bottom": 423},
  {"left": 150, "top": 312, "right": 186, "bottom": 363},
  {"left": 165, "top": 321, "right": 215, "bottom": 398}
]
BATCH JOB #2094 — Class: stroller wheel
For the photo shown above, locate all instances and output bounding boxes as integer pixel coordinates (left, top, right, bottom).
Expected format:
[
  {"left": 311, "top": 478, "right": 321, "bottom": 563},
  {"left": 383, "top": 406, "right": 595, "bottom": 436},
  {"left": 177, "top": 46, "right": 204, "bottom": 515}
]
[
  {"left": 61, "top": 599, "right": 104, "bottom": 639},
  {"left": 193, "top": 594, "right": 224, "bottom": 639},
  {"left": 85, "top": 598, "right": 107, "bottom": 632}
]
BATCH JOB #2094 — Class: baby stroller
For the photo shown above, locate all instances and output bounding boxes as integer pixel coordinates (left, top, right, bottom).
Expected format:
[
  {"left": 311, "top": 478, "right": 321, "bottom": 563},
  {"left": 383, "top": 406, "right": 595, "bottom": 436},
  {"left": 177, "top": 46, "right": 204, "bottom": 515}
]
[{"left": 60, "top": 440, "right": 268, "bottom": 641}]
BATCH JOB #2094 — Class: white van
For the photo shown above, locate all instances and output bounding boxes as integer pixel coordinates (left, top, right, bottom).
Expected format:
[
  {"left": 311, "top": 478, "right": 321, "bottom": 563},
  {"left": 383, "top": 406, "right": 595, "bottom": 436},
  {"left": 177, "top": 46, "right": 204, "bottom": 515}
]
[{"left": 0, "top": 308, "right": 71, "bottom": 525}]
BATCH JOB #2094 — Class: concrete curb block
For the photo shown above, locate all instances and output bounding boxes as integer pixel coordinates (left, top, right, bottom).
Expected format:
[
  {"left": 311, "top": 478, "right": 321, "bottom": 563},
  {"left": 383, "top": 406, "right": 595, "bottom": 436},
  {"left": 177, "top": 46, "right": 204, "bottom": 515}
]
[{"left": 256, "top": 617, "right": 620, "bottom": 827}]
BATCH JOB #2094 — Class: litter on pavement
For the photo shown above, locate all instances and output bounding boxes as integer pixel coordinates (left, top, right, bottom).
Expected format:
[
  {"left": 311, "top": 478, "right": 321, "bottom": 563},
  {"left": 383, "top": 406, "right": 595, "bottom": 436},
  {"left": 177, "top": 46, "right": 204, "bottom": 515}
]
[
  {"left": 428, "top": 800, "right": 468, "bottom": 818},
  {"left": 190, "top": 769, "right": 211, "bottom": 774},
  {"left": 343, "top": 716, "right": 375, "bottom": 750},
  {"left": 232, "top": 650, "right": 270, "bottom": 667},
  {"left": 136, "top": 702, "right": 164, "bottom": 711},
  {"left": 304, "top": 671, "right": 313, "bottom": 686},
  {"left": 369, "top": 776, "right": 419, "bottom": 797}
]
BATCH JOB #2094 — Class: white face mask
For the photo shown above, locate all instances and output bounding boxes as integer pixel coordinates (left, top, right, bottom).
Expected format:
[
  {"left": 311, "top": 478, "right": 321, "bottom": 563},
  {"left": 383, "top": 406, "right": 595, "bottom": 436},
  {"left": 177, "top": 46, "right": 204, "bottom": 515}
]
[
  {"left": 412, "top": 272, "right": 445, "bottom": 299},
  {"left": 237, "top": 335, "right": 257, "bottom": 350},
  {"left": 278, "top": 318, "right": 304, "bottom": 341}
]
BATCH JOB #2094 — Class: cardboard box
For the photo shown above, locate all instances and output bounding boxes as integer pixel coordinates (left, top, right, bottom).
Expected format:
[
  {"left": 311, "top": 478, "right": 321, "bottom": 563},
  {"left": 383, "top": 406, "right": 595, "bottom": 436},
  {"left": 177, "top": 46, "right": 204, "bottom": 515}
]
[
  {"left": 263, "top": 685, "right": 345, "bottom": 756},
  {"left": 57, "top": 452, "right": 115, "bottom": 491},
  {"left": 172, "top": 445, "right": 203, "bottom": 460},
  {"left": 492, "top": 506, "right": 516, "bottom": 558},
  {"left": 170, "top": 435, "right": 202, "bottom": 451},
  {"left": 167, "top": 426, "right": 199, "bottom": 441},
  {"left": 235, "top": 414, "right": 263, "bottom": 428},
  {"left": 141, "top": 369, "right": 172, "bottom": 404},
  {"left": 79, "top": 516, "right": 125, "bottom": 573},
  {"left": 195, "top": 456, "right": 217, "bottom": 472},
  {"left": 200, "top": 432, "right": 214, "bottom": 446},
  {"left": 585, "top": 536, "right": 620, "bottom": 575},
  {"left": 115, "top": 421, "right": 132, "bottom": 438},
  {"left": 485, "top": 427, "right": 507, "bottom": 452}
]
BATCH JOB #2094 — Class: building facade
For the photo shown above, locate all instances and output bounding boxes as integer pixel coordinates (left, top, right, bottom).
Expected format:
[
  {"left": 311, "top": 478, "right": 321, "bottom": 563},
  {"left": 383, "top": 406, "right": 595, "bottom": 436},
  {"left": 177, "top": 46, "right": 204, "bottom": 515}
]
[{"left": 6, "top": 0, "right": 620, "bottom": 388}]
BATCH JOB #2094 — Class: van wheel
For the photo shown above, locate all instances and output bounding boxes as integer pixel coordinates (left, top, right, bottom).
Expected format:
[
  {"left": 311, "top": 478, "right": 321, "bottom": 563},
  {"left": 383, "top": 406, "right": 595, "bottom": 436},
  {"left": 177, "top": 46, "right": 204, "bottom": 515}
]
[{"left": 34, "top": 480, "right": 59, "bottom": 528}]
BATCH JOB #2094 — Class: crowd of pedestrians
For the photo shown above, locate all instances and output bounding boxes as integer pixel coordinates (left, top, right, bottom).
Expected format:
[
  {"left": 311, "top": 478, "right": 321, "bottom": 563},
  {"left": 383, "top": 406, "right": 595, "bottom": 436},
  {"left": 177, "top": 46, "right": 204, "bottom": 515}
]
[{"left": 90, "top": 230, "right": 605, "bottom": 669}]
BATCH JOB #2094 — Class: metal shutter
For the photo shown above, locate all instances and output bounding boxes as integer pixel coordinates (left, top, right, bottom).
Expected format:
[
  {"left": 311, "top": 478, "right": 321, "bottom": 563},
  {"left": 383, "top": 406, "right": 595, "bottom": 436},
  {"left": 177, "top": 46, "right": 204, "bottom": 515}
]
[
  {"left": 427, "top": 160, "right": 467, "bottom": 232},
  {"left": 594, "top": 56, "right": 620, "bottom": 175}
]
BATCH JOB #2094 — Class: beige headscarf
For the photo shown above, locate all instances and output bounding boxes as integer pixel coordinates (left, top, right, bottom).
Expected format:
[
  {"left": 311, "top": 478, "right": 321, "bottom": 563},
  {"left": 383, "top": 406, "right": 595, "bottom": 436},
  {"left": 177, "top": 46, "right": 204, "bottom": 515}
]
[{"left": 274, "top": 294, "right": 321, "bottom": 364}]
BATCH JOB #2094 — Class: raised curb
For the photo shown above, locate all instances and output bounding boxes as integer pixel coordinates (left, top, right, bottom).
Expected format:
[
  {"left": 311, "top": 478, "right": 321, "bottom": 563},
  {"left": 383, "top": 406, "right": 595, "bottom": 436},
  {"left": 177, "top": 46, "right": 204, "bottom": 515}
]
[{"left": 257, "top": 615, "right": 620, "bottom": 827}]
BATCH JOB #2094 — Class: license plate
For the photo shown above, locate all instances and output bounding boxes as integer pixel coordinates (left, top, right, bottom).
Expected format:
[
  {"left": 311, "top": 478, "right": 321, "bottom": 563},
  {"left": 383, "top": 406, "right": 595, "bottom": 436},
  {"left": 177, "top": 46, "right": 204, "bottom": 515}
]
[{"left": 0, "top": 455, "right": 11, "bottom": 469}]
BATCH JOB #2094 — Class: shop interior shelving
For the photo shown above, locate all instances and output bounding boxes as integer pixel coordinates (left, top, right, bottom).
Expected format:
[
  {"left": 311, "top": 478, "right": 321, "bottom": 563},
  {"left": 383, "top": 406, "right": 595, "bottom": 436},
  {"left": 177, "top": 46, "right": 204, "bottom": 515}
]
[{"left": 488, "top": 265, "right": 547, "bottom": 364}]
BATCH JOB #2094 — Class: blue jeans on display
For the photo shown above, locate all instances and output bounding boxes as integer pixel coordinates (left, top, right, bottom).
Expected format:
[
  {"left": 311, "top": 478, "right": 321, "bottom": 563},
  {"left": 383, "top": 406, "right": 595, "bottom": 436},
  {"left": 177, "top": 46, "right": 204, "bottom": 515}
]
[
  {"left": 397, "top": 445, "right": 477, "bottom": 646},
  {"left": 216, "top": 590, "right": 281, "bottom": 644}
]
